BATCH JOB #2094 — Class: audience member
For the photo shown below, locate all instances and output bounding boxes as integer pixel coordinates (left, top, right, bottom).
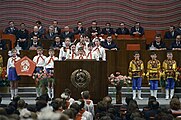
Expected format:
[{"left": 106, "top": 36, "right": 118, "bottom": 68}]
[
  {"left": 4, "top": 21, "right": 18, "bottom": 35},
  {"left": 29, "top": 26, "right": 42, "bottom": 39},
  {"left": 101, "top": 22, "right": 115, "bottom": 35},
  {"left": 87, "top": 20, "right": 101, "bottom": 38},
  {"left": 164, "top": 25, "right": 178, "bottom": 39},
  {"left": 115, "top": 22, "right": 130, "bottom": 35},
  {"left": 44, "top": 25, "right": 56, "bottom": 40},
  {"left": 36, "top": 20, "right": 46, "bottom": 35},
  {"left": 52, "top": 20, "right": 61, "bottom": 35},
  {"left": 170, "top": 35, "right": 181, "bottom": 50},
  {"left": 176, "top": 22, "right": 181, "bottom": 35},
  {"left": 50, "top": 36, "right": 62, "bottom": 50},
  {"left": 61, "top": 26, "right": 74, "bottom": 43},
  {"left": 73, "top": 21, "right": 86, "bottom": 35},
  {"left": 29, "top": 36, "right": 42, "bottom": 50},
  {"left": 101, "top": 34, "right": 118, "bottom": 50},
  {"left": 130, "top": 22, "right": 144, "bottom": 37},
  {"left": 149, "top": 34, "right": 166, "bottom": 50}
]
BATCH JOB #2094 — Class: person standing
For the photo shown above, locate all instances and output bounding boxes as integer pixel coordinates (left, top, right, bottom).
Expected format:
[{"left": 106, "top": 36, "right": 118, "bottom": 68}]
[
  {"left": 162, "top": 52, "right": 177, "bottom": 99},
  {"left": 129, "top": 52, "right": 144, "bottom": 100},
  {"left": 7, "top": 49, "right": 21, "bottom": 100},
  {"left": 146, "top": 52, "right": 161, "bottom": 99}
]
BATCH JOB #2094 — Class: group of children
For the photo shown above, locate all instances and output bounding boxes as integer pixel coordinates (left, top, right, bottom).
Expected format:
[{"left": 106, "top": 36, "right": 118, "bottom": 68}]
[{"left": 129, "top": 51, "right": 177, "bottom": 100}]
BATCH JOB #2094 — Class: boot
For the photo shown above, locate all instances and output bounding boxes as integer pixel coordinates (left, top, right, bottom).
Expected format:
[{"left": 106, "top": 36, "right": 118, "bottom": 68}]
[
  {"left": 170, "top": 89, "right": 174, "bottom": 99},
  {"left": 51, "top": 88, "right": 54, "bottom": 99},
  {"left": 47, "top": 88, "right": 51, "bottom": 99},
  {"left": 138, "top": 90, "right": 143, "bottom": 100},
  {"left": 150, "top": 90, "right": 154, "bottom": 96},
  {"left": 10, "top": 89, "right": 14, "bottom": 100},
  {"left": 154, "top": 90, "right": 158, "bottom": 99},
  {"left": 133, "top": 90, "right": 136, "bottom": 100},
  {"left": 165, "top": 89, "right": 169, "bottom": 100},
  {"left": 15, "top": 89, "right": 18, "bottom": 96}
]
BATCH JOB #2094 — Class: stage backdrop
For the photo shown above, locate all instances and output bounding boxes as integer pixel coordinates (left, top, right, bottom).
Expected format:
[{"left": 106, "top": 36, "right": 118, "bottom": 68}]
[{"left": 0, "top": 0, "right": 180, "bottom": 30}]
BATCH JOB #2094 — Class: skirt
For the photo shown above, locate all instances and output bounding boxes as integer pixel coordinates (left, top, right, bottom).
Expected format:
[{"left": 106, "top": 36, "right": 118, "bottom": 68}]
[{"left": 8, "top": 67, "right": 20, "bottom": 81}]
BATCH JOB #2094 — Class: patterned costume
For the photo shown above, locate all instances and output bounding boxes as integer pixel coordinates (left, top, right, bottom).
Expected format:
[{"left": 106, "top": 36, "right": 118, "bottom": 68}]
[
  {"left": 162, "top": 59, "right": 177, "bottom": 99},
  {"left": 146, "top": 59, "right": 161, "bottom": 98},
  {"left": 129, "top": 59, "right": 144, "bottom": 100}
]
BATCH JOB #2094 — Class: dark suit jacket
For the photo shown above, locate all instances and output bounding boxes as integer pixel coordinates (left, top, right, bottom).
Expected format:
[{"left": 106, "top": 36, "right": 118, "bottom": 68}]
[
  {"left": 4, "top": 27, "right": 18, "bottom": 35},
  {"left": 149, "top": 41, "right": 166, "bottom": 49},
  {"left": 87, "top": 27, "right": 101, "bottom": 37},
  {"left": 16, "top": 29, "right": 29, "bottom": 50},
  {"left": 38, "top": 26, "right": 46, "bottom": 35},
  {"left": 51, "top": 41, "right": 62, "bottom": 49},
  {"left": 29, "top": 32, "right": 42, "bottom": 39},
  {"left": 101, "top": 28, "right": 115, "bottom": 35},
  {"left": 170, "top": 41, "right": 181, "bottom": 49},
  {"left": 130, "top": 26, "right": 144, "bottom": 36},
  {"left": 101, "top": 40, "right": 118, "bottom": 50},
  {"left": 44, "top": 32, "right": 57, "bottom": 40},
  {"left": 164, "top": 31, "right": 178, "bottom": 39},
  {"left": 73, "top": 27, "right": 86, "bottom": 35},
  {"left": 176, "top": 28, "right": 181, "bottom": 35},
  {"left": 61, "top": 32, "right": 74, "bottom": 42},
  {"left": 28, "top": 41, "right": 42, "bottom": 49},
  {"left": 54, "top": 27, "right": 61, "bottom": 35},
  {"left": 116, "top": 27, "right": 130, "bottom": 35}
]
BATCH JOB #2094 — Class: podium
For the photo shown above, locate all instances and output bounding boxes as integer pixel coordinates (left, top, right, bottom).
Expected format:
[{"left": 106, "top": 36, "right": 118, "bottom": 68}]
[{"left": 54, "top": 60, "right": 107, "bottom": 103}]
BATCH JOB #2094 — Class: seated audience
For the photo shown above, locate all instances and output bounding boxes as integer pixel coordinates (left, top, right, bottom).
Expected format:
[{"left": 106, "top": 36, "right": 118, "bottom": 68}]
[
  {"left": 36, "top": 20, "right": 46, "bottom": 35},
  {"left": 170, "top": 35, "right": 181, "bottom": 50},
  {"left": 130, "top": 22, "right": 144, "bottom": 37},
  {"left": 50, "top": 36, "right": 62, "bottom": 50},
  {"left": 4, "top": 21, "right": 18, "bottom": 35},
  {"left": 101, "top": 35, "right": 118, "bottom": 50},
  {"left": 87, "top": 20, "right": 101, "bottom": 38},
  {"left": 44, "top": 25, "right": 56, "bottom": 40},
  {"left": 52, "top": 20, "right": 61, "bottom": 35},
  {"left": 29, "top": 26, "right": 42, "bottom": 39},
  {"left": 115, "top": 22, "right": 130, "bottom": 35},
  {"left": 29, "top": 36, "right": 42, "bottom": 50},
  {"left": 176, "top": 22, "right": 181, "bottom": 35},
  {"left": 149, "top": 34, "right": 166, "bottom": 50},
  {"left": 101, "top": 22, "right": 115, "bottom": 35},
  {"left": 16, "top": 23, "right": 29, "bottom": 50},
  {"left": 73, "top": 21, "right": 86, "bottom": 35},
  {"left": 164, "top": 25, "right": 178, "bottom": 39},
  {"left": 61, "top": 26, "right": 74, "bottom": 43}
]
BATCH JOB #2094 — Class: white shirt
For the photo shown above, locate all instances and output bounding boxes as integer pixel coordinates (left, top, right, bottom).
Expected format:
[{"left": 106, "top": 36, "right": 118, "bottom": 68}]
[
  {"left": 45, "top": 56, "right": 58, "bottom": 69},
  {"left": 86, "top": 50, "right": 97, "bottom": 60},
  {"left": 68, "top": 51, "right": 77, "bottom": 59},
  {"left": 33, "top": 54, "right": 46, "bottom": 67},
  {"left": 75, "top": 55, "right": 86, "bottom": 59},
  {"left": 92, "top": 46, "right": 106, "bottom": 61},
  {"left": 7, "top": 56, "right": 21, "bottom": 75},
  {"left": 83, "top": 99, "right": 95, "bottom": 116},
  {"left": 59, "top": 47, "right": 70, "bottom": 61}
]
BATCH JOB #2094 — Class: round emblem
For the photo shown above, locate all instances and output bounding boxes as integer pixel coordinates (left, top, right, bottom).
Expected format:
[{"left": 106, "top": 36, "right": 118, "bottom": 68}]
[{"left": 71, "top": 69, "right": 91, "bottom": 88}]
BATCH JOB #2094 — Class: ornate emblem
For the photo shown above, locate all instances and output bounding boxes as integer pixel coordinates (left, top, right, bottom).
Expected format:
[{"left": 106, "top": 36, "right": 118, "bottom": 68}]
[
  {"left": 71, "top": 69, "right": 91, "bottom": 88},
  {"left": 20, "top": 60, "right": 30, "bottom": 72}
]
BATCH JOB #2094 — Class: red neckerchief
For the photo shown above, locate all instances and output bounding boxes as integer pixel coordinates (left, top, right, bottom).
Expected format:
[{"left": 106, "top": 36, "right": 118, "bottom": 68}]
[
  {"left": 87, "top": 51, "right": 92, "bottom": 59},
  {"left": 36, "top": 55, "right": 44, "bottom": 64}
]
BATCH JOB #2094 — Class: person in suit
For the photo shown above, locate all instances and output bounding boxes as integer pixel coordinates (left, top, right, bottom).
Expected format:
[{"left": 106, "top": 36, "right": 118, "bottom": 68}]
[
  {"left": 115, "top": 22, "right": 130, "bottom": 35},
  {"left": 4, "top": 21, "right": 18, "bottom": 35},
  {"left": 44, "top": 25, "right": 56, "bottom": 40},
  {"left": 73, "top": 21, "right": 86, "bottom": 35},
  {"left": 101, "top": 22, "right": 115, "bottom": 35},
  {"left": 29, "top": 26, "right": 42, "bottom": 39},
  {"left": 170, "top": 35, "right": 181, "bottom": 50},
  {"left": 87, "top": 20, "right": 101, "bottom": 38},
  {"left": 164, "top": 25, "right": 178, "bottom": 39},
  {"left": 29, "top": 36, "right": 42, "bottom": 50},
  {"left": 130, "top": 22, "right": 144, "bottom": 37},
  {"left": 16, "top": 23, "right": 29, "bottom": 50},
  {"left": 149, "top": 34, "right": 166, "bottom": 50},
  {"left": 50, "top": 36, "right": 62, "bottom": 50},
  {"left": 176, "top": 22, "right": 181, "bottom": 35},
  {"left": 36, "top": 20, "right": 46, "bottom": 35},
  {"left": 61, "top": 26, "right": 74, "bottom": 43},
  {"left": 52, "top": 20, "right": 61, "bottom": 35},
  {"left": 101, "top": 35, "right": 118, "bottom": 50}
]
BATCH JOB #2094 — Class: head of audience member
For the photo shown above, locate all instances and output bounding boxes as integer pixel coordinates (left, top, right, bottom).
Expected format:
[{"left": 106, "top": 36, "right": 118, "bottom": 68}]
[
  {"left": 91, "top": 20, "right": 97, "bottom": 28},
  {"left": 133, "top": 51, "right": 140, "bottom": 60},
  {"left": 150, "top": 52, "right": 157, "bottom": 60},
  {"left": 64, "top": 88, "right": 72, "bottom": 98},
  {"left": 85, "top": 35, "right": 90, "bottom": 42},
  {"left": 9, "top": 21, "right": 15, "bottom": 28},
  {"left": 64, "top": 37, "right": 71, "bottom": 47},
  {"left": 105, "top": 22, "right": 111, "bottom": 29},
  {"left": 88, "top": 42, "right": 94, "bottom": 52},
  {"left": 94, "top": 38, "right": 100, "bottom": 47},
  {"left": 154, "top": 34, "right": 162, "bottom": 43},
  {"left": 96, "top": 101, "right": 107, "bottom": 112},
  {"left": 176, "top": 35, "right": 181, "bottom": 42},
  {"left": 70, "top": 102, "right": 80, "bottom": 114},
  {"left": 77, "top": 21, "right": 83, "bottom": 28},
  {"left": 77, "top": 99, "right": 85, "bottom": 110},
  {"left": 54, "top": 36, "right": 61, "bottom": 43},
  {"left": 0, "top": 107, "right": 7, "bottom": 116},
  {"left": 169, "top": 25, "right": 175, "bottom": 32},
  {"left": 39, "top": 94, "right": 49, "bottom": 103},
  {"left": 78, "top": 47, "right": 84, "bottom": 56},
  {"left": 128, "top": 99, "right": 138, "bottom": 112},
  {"left": 79, "top": 34, "right": 86, "bottom": 42},
  {"left": 20, "top": 23, "right": 26, "bottom": 30},
  {"left": 36, "top": 100, "right": 47, "bottom": 112},
  {"left": 48, "top": 25, "right": 54, "bottom": 33},
  {"left": 103, "top": 96, "right": 112, "bottom": 105},
  {"left": 81, "top": 90, "right": 90, "bottom": 99},
  {"left": 63, "top": 109, "right": 75, "bottom": 119},
  {"left": 120, "top": 22, "right": 125, "bottom": 29},
  {"left": 33, "top": 26, "right": 39, "bottom": 33},
  {"left": 36, "top": 47, "right": 43, "bottom": 55},
  {"left": 32, "top": 35, "right": 39, "bottom": 42},
  {"left": 125, "top": 96, "right": 133, "bottom": 106},
  {"left": 64, "top": 26, "right": 70, "bottom": 32},
  {"left": 170, "top": 98, "right": 181, "bottom": 111},
  {"left": 48, "top": 48, "right": 55, "bottom": 57},
  {"left": 36, "top": 20, "right": 42, "bottom": 27},
  {"left": 100, "top": 115, "right": 112, "bottom": 120},
  {"left": 130, "top": 109, "right": 143, "bottom": 119},
  {"left": 167, "top": 52, "right": 173, "bottom": 60},
  {"left": 53, "top": 20, "right": 58, "bottom": 27},
  {"left": 17, "top": 99, "right": 26, "bottom": 109},
  {"left": 151, "top": 101, "right": 159, "bottom": 110},
  {"left": 106, "top": 35, "right": 112, "bottom": 43},
  {"left": 135, "top": 22, "right": 140, "bottom": 29},
  {"left": 70, "top": 44, "right": 76, "bottom": 52}
]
